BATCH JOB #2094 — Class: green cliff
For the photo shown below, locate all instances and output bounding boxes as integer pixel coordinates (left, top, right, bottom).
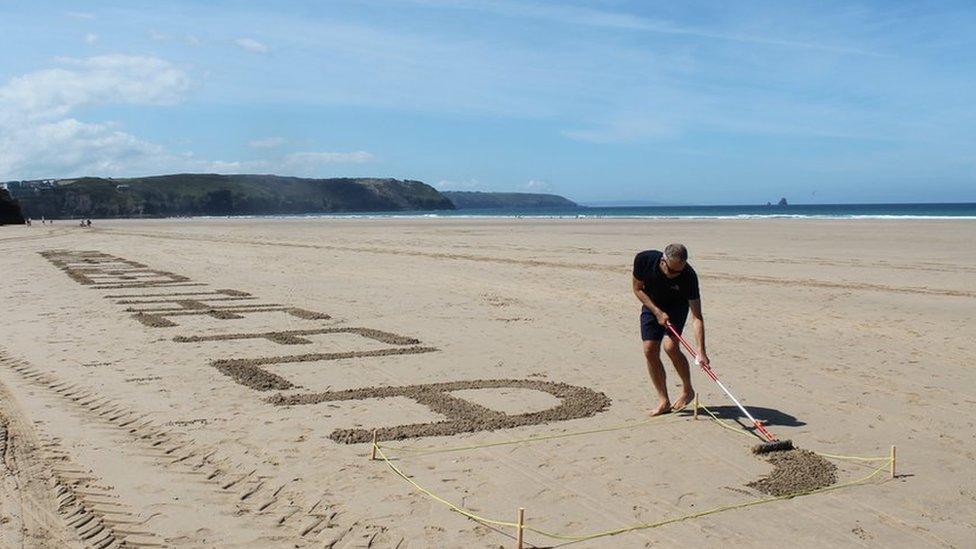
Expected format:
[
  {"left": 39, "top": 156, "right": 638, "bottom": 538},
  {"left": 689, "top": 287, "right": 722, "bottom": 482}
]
[
  {"left": 442, "top": 191, "right": 577, "bottom": 209},
  {"left": 6, "top": 174, "right": 454, "bottom": 218}
]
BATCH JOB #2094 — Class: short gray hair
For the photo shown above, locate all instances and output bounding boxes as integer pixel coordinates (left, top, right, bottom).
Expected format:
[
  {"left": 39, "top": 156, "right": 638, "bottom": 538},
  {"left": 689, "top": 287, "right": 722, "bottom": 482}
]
[{"left": 664, "top": 243, "right": 688, "bottom": 262}]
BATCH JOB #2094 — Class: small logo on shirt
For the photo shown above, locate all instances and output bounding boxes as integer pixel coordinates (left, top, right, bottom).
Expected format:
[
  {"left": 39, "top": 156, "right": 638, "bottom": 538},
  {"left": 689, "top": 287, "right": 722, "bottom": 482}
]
[{"left": 670, "top": 284, "right": 679, "bottom": 290}]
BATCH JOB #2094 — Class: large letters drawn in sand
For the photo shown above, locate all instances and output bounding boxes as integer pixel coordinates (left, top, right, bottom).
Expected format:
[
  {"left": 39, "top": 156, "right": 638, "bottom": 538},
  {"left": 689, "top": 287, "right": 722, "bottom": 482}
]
[{"left": 39, "top": 249, "right": 612, "bottom": 444}]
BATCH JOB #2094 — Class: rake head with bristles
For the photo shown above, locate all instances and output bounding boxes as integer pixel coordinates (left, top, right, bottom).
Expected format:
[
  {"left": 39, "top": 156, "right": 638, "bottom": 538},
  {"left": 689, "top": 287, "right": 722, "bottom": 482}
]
[
  {"left": 751, "top": 439, "right": 795, "bottom": 454},
  {"left": 749, "top": 419, "right": 795, "bottom": 454}
]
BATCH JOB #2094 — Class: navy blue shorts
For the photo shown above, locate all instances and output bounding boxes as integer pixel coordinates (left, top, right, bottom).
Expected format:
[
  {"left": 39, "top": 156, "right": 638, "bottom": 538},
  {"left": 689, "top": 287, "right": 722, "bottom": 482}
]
[{"left": 640, "top": 305, "right": 688, "bottom": 341}]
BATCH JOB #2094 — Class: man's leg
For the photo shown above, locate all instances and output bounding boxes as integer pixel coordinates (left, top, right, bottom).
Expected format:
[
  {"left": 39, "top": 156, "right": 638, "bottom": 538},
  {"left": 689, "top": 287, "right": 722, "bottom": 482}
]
[
  {"left": 663, "top": 335, "right": 695, "bottom": 410},
  {"left": 642, "top": 340, "right": 671, "bottom": 416}
]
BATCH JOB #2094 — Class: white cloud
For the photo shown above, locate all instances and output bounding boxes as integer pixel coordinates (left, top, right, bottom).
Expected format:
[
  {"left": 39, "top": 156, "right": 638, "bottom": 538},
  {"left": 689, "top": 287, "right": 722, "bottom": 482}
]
[
  {"left": 0, "top": 56, "right": 379, "bottom": 180},
  {"left": 0, "top": 55, "right": 190, "bottom": 121},
  {"left": 235, "top": 37, "right": 269, "bottom": 53},
  {"left": 0, "top": 118, "right": 164, "bottom": 179},
  {"left": 286, "top": 151, "right": 374, "bottom": 163},
  {"left": 0, "top": 55, "right": 192, "bottom": 179},
  {"left": 408, "top": 0, "right": 883, "bottom": 57},
  {"left": 562, "top": 111, "right": 680, "bottom": 143},
  {"left": 196, "top": 159, "right": 270, "bottom": 173},
  {"left": 249, "top": 136, "right": 286, "bottom": 149},
  {"left": 524, "top": 179, "right": 551, "bottom": 192},
  {"left": 84, "top": 33, "right": 98, "bottom": 45},
  {"left": 434, "top": 179, "right": 483, "bottom": 190},
  {"left": 64, "top": 11, "right": 95, "bottom": 20},
  {"left": 281, "top": 151, "right": 375, "bottom": 175},
  {"left": 146, "top": 31, "right": 202, "bottom": 47}
]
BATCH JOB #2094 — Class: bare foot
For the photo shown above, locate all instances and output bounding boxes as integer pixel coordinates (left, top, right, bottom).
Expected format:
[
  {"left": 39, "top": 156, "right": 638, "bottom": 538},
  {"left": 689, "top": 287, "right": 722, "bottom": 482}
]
[
  {"left": 670, "top": 389, "right": 696, "bottom": 412},
  {"left": 649, "top": 400, "right": 672, "bottom": 417}
]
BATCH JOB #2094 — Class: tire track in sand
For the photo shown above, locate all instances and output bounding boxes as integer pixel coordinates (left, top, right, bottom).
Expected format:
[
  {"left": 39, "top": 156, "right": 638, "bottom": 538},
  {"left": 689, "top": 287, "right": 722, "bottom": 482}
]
[
  {"left": 0, "top": 350, "right": 392, "bottom": 548},
  {"left": 1, "top": 371, "right": 157, "bottom": 548},
  {"left": 40, "top": 435, "right": 163, "bottom": 549}
]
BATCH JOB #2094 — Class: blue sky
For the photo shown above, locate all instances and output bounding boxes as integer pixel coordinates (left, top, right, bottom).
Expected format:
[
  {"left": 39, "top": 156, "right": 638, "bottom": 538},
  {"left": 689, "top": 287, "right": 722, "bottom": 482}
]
[{"left": 1, "top": 1, "right": 974, "bottom": 204}]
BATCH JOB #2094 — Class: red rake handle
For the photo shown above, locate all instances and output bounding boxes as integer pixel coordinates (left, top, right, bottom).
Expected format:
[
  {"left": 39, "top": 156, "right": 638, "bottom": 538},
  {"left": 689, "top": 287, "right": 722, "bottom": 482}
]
[{"left": 664, "top": 321, "right": 778, "bottom": 442}]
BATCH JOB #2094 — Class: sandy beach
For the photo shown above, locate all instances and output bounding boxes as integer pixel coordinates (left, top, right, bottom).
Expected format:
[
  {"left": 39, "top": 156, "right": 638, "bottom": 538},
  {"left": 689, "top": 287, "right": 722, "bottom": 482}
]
[{"left": 0, "top": 217, "right": 973, "bottom": 548}]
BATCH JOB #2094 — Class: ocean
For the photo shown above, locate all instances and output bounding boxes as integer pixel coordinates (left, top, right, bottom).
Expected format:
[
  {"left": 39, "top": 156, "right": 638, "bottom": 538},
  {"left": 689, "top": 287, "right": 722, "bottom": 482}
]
[{"left": 267, "top": 202, "right": 976, "bottom": 220}]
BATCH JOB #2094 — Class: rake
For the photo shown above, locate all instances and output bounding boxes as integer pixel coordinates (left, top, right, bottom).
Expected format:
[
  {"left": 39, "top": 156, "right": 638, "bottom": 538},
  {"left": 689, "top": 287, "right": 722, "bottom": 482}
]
[{"left": 665, "top": 321, "right": 794, "bottom": 454}]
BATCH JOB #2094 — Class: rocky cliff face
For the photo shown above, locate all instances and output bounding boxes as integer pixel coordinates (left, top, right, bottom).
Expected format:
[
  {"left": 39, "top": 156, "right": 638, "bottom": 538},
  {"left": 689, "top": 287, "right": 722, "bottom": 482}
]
[
  {"left": 6, "top": 175, "right": 455, "bottom": 218},
  {"left": 0, "top": 188, "right": 25, "bottom": 225}
]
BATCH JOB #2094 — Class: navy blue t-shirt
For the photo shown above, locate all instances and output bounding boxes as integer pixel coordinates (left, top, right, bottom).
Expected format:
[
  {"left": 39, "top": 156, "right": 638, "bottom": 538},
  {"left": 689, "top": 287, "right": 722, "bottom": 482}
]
[{"left": 633, "top": 250, "right": 700, "bottom": 309}]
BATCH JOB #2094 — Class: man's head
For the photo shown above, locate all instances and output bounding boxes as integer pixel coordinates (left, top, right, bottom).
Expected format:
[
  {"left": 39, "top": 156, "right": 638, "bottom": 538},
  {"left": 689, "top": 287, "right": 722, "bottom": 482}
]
[{"left": 662, "top": 243, "right": 688, "bottom": 276}]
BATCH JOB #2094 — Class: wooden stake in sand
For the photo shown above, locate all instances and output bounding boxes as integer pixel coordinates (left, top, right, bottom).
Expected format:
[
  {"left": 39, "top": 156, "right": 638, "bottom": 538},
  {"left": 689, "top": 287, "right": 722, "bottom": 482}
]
[
  {"left": 516, "top": 507, "right": 525, "bottom": 549},
  {"left": 693, "top": 394, "right": 699, "bottom": 419},
  {"left": 890, "top": 445, "right": 896, "bottom": 479},
  {"left": 370, "top": 430, "right": 378, "bottom": 461}
]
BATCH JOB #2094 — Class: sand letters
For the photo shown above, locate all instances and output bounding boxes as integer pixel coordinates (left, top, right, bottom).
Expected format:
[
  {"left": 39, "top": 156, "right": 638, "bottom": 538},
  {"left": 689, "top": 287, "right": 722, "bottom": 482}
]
[
  {"left": 174, "top": 327, "right": 422, "bottom": 345},
  {"left": 40, "top": 249, "right": 611, "bottom": 443},
  {"left": 212, "top": 346, "right": 439, "bottom": 391},
  {"left": 269, "top": 379, "right": 611, "bottom": 443},
  {"left": 130, "top": 305, "right": 330, "bottom": 328},
  {"left": 40, "top": 250, "right": 189, "bottom": 287}
]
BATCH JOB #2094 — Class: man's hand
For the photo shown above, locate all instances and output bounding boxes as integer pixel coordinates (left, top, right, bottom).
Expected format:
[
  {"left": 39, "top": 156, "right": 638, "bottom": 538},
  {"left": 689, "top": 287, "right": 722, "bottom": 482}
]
[
  {"left": 697, "top": 351, "right": 710, "bottom": 367},
  {"left": 655, "top": 311, "right": 670, "bottom": 326}
]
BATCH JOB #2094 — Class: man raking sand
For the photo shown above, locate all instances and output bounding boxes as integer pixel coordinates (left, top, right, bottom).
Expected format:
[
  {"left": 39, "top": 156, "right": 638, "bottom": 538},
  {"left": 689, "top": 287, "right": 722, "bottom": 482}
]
[
  {"left": 632, "top": 243, "right": 707, "bottom": 416},
  {"left": 633, "top": 243, "right": 795, "bottom": 453}
]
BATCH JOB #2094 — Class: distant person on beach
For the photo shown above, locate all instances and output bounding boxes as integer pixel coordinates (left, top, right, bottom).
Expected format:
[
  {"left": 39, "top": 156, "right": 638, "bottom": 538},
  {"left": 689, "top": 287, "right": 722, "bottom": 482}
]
[{"left": 632, "top": 243, "right": 708, "bottom": 416}]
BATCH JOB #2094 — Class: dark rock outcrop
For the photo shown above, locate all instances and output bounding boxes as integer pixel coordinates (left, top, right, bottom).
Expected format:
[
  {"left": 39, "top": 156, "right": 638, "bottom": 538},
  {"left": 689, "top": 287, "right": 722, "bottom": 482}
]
[{"left": 0, "top": 188, "right": 25, "bottom": 225}]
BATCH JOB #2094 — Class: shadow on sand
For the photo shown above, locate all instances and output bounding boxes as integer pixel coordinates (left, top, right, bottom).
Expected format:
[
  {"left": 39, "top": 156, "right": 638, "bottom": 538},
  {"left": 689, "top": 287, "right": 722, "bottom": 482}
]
[{"left": 689, "top": 405, "right": 806, "bottom": 428}]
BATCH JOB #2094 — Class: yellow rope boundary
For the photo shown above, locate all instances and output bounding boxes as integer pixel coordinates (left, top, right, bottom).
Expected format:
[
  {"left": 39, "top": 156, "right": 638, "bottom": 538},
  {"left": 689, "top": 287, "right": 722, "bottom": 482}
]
[
  {"left": 381, "top": 413, "right": 683, "bottom": 457},
  {"left": 522, "top": 461, "right": 891, "bottom": 541},
  {"left": 380, "top": 402, "right": 884, "bottom": 463},
  {"left": 372, "top": 401, "right": 894, "bottom": 543},
  {"left": 374, "top": 443, "right": 521, "bottom": 528}
]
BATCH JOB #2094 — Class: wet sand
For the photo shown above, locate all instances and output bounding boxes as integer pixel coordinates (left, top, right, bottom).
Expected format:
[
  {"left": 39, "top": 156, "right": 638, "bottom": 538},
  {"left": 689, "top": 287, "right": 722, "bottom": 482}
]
[{"left": 0, "top": 217, "right": 973, "bottom": 547}]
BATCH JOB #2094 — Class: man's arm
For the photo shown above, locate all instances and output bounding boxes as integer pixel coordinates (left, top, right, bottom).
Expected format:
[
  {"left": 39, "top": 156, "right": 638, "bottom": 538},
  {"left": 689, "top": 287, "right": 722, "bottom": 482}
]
[
  {"left": 688, "top": 298, "right": 708, "bottom": 366},
  {"left": 632, "top": 276, "right": 669, "bottom": 325}
]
